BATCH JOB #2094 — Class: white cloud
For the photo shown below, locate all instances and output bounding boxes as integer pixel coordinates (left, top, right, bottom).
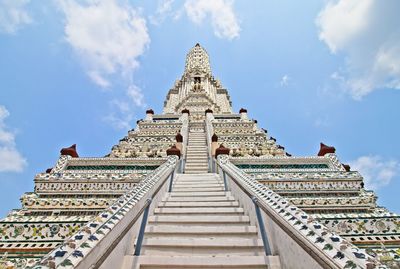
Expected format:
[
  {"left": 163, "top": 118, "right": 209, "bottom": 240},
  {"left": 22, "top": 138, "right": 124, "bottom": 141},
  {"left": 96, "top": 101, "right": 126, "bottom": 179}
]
[
  {"left": 184, "top": 0, "right": 240, "bottom": 40},
  {"left": 316, "top": 0, "right": 400, "bottom": 100},
  {"left": 149, "top": 0, "right": 176, "bottom": 25},
  {"left": 0, "top": 105, "right": 27, "bottom": 173},
  {"left": 88, "top": 71, "right": 111, "bottom": 88},
  {"left": 349, "top": 155, "right": 399, "bottom": 190},
  {"left": 103, "top": 99, "right": 134, "bottom": 130},
  {"left": 314, "top": 116, "right": 330, "bottom": 128},
  {"left": 280, "top": 75, "right": 290, "bottom": 87},
  {"left": 0, "top": 0, "right": 32, "bottom": 34},
  {"left": 58, "top": 0, "right": 150, "bottom": 130},
  {"left": 127, "top": 84, "right": 146, "bottom": 108},
  {"left": 59, "top": 0, "right": 150, "bottom": 88}
]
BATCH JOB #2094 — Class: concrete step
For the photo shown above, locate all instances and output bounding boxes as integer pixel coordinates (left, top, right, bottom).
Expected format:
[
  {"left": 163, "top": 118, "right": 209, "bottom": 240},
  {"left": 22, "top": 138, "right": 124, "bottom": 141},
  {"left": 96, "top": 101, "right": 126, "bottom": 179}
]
[
  {"left": 172, "top": 187, "right": 224, "bottom": 192},
  {"left": 172, "top": 184, "right": 224, "bottom": 188},
  {"left": 169, "top": 191, "right": 229, "bottom": 197},
  {"left": 174, "top": 177, "right": 219, "bottom": 181},
  {"left": 184, "top": 165, "right": 209, "bottom": 169},
  {"left": 154, "top": 207, "right": 244, "bottom": 215},
  {"left": 158, "top": 201, "right": 239, "bottom": 208},
  {"left": 184, "top": 167, "right": 209, "bottom": 170},
  {"left": 164, "top": 196, "right": 234, "bottom": 202},
  {"left": 177, "top": 173, "right": 216, "bottom": 177},
  {"left": 141, "top": 238, "right": 265, "bottom": 256},
  {"left": 184, "top": 163, "right": 208, "bottom": 166},
  {"left": 176, "top": 175, "right": 218, "bottom": 178},
  {"left": 184, "top": 170, "right": 209, "bottom": 174},
  {"left": 185, "top": 171, "right": 210, "bottom": 174},
  {"left": 148, "top": 215, "right": 250, "bottom": 224},
  {"left": 174, "top": 177, "right": 223, "bottom": 183},
  {"left": 127, "top": 255, "right": 279, "bottom": 269},
  {"left": 184, "top": 165, "right": 209, "bottom": 168},
  {"left": 144, "top": 225, "right": 258, "bottom": 236}
]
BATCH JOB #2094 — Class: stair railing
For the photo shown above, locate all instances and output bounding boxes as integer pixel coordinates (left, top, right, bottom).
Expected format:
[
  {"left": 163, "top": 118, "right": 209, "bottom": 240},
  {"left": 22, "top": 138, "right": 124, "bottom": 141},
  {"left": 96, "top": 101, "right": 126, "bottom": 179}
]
[
  {"left": 180, "top": 113, "right": 189, "bottom": 173},
  {"left": 34, "top": 156, "right": 180, "bottom": 269},
  {"left": 205, "top": 113, "right": 215, "bottom": 172},
  {"left": 216, "top": 154, "right": 386, "bottom": 269}
]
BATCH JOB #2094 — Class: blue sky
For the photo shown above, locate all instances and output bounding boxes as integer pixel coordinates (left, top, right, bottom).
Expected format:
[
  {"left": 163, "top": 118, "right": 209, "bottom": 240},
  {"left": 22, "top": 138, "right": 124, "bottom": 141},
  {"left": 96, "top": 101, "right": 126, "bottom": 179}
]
[{"left": 0, "top": 0, "right": 399, "bottom": 217}]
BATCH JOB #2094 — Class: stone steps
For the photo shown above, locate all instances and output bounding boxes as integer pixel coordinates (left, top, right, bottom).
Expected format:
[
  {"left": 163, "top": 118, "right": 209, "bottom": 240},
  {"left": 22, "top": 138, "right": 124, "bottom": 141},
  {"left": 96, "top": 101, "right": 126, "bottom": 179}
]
[
  {"left": 148, "top": 215, "right": 250, "bottom": 225},
  {"left": 141, "top": 238, "right": 265, "bottom": 256},
  {"left": 163, "top": 196, "right": 234, "bottom": 202},
  {"left": 158, "top": 201, "right": 240, "bottom": 208},
  {"left": 173, "top": 182, "right": 223, "bottom": 185},
  {"left": 169, "top": 191, "right": 230, "bottom": 197},
  {"left": 172, "top": 186, "right": 225, "bottom": 191},
  {"left": 126, "top": 255, "right": 280, "bottom": 269},
  {"left": 154, "top": 207, "right": 244, "bottom": 215},
  {"left": 127, "top": 171, "right": 279, "bottom": 269},
  {"left": 184, "top": 127, "right": 209, "bottom": 174},
  {"left": 144, "top": 225, "right": 258, "bottom": 237}
]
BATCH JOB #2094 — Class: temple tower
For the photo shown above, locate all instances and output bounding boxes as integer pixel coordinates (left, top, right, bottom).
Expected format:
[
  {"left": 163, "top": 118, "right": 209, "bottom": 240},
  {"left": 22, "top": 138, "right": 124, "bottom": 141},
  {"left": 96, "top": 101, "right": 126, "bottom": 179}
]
[{"left": 0, "top": 44, "right": 399, "bottom": 269}]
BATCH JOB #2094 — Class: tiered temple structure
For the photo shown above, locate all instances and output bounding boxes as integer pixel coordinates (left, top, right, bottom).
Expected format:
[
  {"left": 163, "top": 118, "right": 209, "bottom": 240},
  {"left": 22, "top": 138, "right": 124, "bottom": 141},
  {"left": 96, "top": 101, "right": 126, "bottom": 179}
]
[{"left": 0, "top": 44, "right": 399, "bottom": 269}]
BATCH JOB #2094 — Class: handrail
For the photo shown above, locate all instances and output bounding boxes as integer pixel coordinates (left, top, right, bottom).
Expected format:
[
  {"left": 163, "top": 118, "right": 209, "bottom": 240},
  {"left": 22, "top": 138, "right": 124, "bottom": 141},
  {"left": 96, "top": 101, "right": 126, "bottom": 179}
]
[
  {"left": 133, "top": 198, "right": 152, "bottom": 256},
  {"left": 251, "top": 196, "right": 272, "bottom": 256},
  {"left": 34, "top": 156, "right": 179, "bottom": 269},
  {"left": 204, "top": 121, "right": 212, "bottom": 173},
  {"left": 180, "top": 113, "right": 189, "bottom": 173},
  {"left": 216, "top": 155, "right": 386, "bottom": 269},
  {"left": 205, "top": 113, "right": 215, "bottom": 172}
]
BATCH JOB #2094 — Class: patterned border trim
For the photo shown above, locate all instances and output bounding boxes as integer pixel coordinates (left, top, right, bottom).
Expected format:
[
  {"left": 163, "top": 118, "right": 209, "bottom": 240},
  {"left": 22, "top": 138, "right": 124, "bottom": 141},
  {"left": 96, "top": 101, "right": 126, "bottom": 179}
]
[
  {"left": 230, "top": 154, "right": 345, "bottom": 172},
  {"left": 218, "top": 155, "right": 387, "bottom": 269},
  {"left": 30, "top": 156, "right": 178, "bottom": 269}
]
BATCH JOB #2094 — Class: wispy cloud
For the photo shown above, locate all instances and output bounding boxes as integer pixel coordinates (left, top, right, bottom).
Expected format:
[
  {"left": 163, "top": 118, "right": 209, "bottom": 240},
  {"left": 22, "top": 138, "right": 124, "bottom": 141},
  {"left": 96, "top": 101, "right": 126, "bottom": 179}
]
[
  {"left": 149, "top": 0, "right": 176, "bottom": 25},
  {"left": 349, "top": 155, "right": 399, "bottom": 190},
  {"left": 149, "top": 0, "right": 240, "bottom": 40},
  {"left": 0, "top": 105, "right": 27, "bottom": 172},
  {"left": 0, "top": 0, "right": 32, "bottom": 34},
  {"left": 58, "top": 0, "right": 150, "bottom": 129},
  {"left": 314, "top": 116, "right": 330, "bottom": 128},
  {"left": 184, "top": 0, "right": 240, "bottom": 40},
  {"left": 58, "top": 0, "right": 150, "bottom": 88},
  {"left": 280, "top": 74, "right": 291, "bottom": 87},
  {"left": 316, "top": 0, "right": 400, "bottom": 100}
]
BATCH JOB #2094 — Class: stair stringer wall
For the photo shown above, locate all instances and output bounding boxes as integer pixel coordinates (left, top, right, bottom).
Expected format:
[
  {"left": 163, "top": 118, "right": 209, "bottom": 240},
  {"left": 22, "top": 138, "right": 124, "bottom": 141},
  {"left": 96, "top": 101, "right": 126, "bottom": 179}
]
[{"left": 222, "top": 170, "right": 336, "bottom": 269}]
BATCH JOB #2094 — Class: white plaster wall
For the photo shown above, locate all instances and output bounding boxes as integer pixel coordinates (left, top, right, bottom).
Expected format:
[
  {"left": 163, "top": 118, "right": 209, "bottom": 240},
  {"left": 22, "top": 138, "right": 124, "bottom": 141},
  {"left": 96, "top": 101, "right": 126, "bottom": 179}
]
[
  {"left": 74, "top": 165, "right": 176, "bottom": 269},
  {"left": 218, "top": 169, "right": 325, "bottom": 269}
]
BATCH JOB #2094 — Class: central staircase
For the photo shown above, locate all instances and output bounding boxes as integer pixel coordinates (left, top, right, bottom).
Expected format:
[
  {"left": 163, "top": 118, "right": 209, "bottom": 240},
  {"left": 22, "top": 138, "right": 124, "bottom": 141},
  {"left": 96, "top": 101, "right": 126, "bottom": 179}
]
[
  {"left": 122, "top": 122, "right": 280, "bottom": 268},
  {"left": 184, "top": 123, "right": 209, "bottom": 174}
]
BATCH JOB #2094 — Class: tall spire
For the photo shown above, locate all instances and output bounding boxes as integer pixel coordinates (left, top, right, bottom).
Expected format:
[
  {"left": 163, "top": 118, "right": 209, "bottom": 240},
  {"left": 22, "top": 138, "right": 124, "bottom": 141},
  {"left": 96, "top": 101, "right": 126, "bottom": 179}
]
[{"left": 184, "top": 43, "right": 211, "bottom": 76}]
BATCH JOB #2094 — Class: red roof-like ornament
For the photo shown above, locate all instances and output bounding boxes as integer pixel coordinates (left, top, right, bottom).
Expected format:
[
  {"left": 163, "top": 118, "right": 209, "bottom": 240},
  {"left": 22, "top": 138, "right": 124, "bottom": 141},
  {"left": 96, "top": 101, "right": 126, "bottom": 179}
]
[
  {"left": 175, "top": 133, "right": 183, "bottom": 143},
  {"left": 181, "top": 109, "right": 190, "bottom": 115},
  {"left": 211, "top": 134, "right": 218, "bottom": 142},
  {"left": 146, "top": 109, "right": 154, "bottom": 114},
  {"left": 60, "top": 144, "right": 79, "bottom": 158},
  {"left": 317, "top": 143, "right": 336, "bottom": 156},
  {"left": 342, "top": 164, "right": 351, "bottom": 172},
  {"left": 215, "top": 144, "right": 230, "bottom": 157},
  {"left": 239, "top": 108, "right": 247, "bottom": 113},
  {"left": 166, "top": 145, "right": 181, "bottom": 158}
]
